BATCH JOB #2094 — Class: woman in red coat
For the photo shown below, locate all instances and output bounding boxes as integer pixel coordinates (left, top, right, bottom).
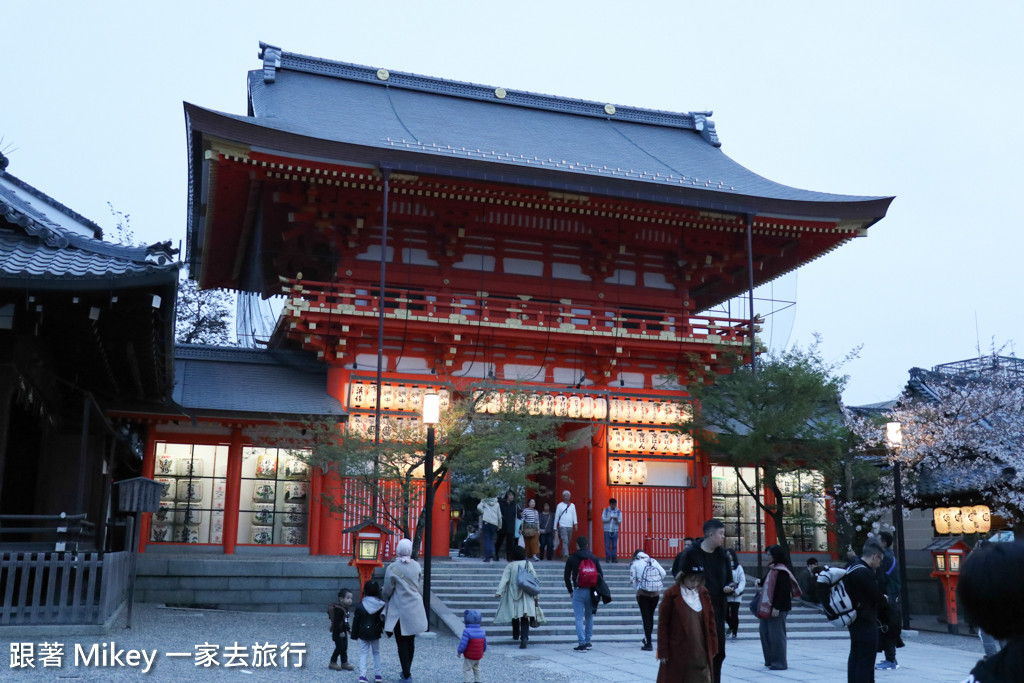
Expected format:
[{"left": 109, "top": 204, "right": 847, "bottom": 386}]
[{"left": 656, "top": 559, "right": 719, "bottom": 683}]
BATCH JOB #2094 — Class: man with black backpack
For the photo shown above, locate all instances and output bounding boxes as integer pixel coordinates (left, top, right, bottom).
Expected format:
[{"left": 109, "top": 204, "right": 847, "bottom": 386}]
[
  {"left": 846, "top": 542, "right": 888, "bottom": 683},
  {"left": 564, "top": 536, "right": 603, "bottom": 652}
]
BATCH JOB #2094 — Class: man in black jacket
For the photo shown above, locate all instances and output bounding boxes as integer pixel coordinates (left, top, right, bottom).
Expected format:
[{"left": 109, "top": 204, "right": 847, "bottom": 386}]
[
  {"left": 682, "top": 519, "right": 734, "bottom": 683},
  {"left": 845, "top": 541, "right": 887, "bottom": 683}
]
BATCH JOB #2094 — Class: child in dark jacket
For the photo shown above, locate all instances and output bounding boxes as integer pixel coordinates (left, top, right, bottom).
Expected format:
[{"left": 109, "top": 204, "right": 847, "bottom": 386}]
[
  {"left": 328, "top": 588, "right": 354, "bottom": 670},
  {"left": 351, "top": 581, "right": 386, "bottom": 683},
  {"left": 457, "top": 609, "right": 487, "bottom": 683}
]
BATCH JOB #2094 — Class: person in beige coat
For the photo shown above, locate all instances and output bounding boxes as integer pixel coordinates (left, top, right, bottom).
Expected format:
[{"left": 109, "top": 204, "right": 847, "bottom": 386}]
[
  {"left": 493, "top": 546, "right": 546, "bottom": 649},
  {"left": 382, "top": 539, "right": 427, "bottom": 683}
]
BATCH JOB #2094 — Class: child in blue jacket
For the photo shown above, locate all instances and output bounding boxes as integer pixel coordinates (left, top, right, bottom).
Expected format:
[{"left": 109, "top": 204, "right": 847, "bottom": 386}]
[{"left": 457, "top": 609, "right": 487, "bottom": 683}]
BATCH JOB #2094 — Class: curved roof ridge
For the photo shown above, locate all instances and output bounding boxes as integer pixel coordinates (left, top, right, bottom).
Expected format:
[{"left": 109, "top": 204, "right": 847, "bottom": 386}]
[
  {"left": 0, "top": 169, "right": 104, "bottom": 239},
  {"left": 257, "top": 41, "right": 719, "bottom": 142}
]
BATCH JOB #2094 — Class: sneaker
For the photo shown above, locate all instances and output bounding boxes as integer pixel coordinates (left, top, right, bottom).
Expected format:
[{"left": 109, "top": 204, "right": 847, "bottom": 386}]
[
  {"left": 358, "top": 678, "right": 368, "bottom": 683},
  {"left": 329, "top": 662, "right": 342, "bottom": 670},
  {"left": 341, "top": 663, "right": 354, "bottom": 671},
  {"left": 641, "top": 642, "right": 653, "bottom": 652},
  {"left": 573, "top": 644, "right": 588, "bottom": 651},
  {"left": 375, "top": 677, "right": 384, "bottom": 683},
  {"left": 875, "top": 661, "right": 899, "bottom": 670},
  {"left": 584, "top": 643, "right": 592, "bottom": 650}
]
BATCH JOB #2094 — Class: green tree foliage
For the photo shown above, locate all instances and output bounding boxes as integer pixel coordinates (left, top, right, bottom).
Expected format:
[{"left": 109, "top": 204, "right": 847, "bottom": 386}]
[
  {"left": 270, "top": 390, "right": 577, "bottom": 557},
  {"left": 688, "top": 337, "right": 865, "bottom": 554}
]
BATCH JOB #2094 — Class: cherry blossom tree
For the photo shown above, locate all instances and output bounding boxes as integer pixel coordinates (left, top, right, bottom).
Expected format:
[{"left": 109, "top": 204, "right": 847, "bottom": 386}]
[{"left": 847, "top": 354, "right": 1024, "bottom": 538}]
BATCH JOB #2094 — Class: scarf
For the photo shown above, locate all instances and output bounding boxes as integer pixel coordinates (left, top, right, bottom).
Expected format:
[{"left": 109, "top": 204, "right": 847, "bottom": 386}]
[
  {"left": 681, "top": 585, "right": 703, "bottom": 612},
  {"left": 396, "top": 538, "right": 413, "bottom": 564}
]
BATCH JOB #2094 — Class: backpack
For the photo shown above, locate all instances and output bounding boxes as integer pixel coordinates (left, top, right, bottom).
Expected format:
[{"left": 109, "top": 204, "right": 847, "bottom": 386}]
[
  {"left": 816, "top": 564, "right": 865, "bottom": 627},
  {"left": 639, "top": 559, "right": 664, "bottom": 592},
  {"left": 577, "top": 557, "right": 599, "bottom": 588},
  {"left": 352, "top": 606, "right": 385, "bottom": 641},
  {"left": 327, "top": 602, "right": 343, "bottom": 627}
]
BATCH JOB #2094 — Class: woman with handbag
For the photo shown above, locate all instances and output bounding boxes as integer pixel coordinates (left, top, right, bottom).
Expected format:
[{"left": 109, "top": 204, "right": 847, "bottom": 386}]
[
  {"left": 521, "top": 498, "right": 541, "bottom": 561},
  {"left": 494, "top": 546, "right": 546, "bottom": 649},
  {"left": 382, "top": 538, "right": 427, "bottom": 683},
  {"left": 756, "top": 544, "right": 801, "bottom": 671}
]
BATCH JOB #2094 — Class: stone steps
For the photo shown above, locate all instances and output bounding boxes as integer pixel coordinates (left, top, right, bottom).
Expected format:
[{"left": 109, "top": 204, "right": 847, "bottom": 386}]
[{"left": 430, "top": 557, "right": 846, "bottom": 642}]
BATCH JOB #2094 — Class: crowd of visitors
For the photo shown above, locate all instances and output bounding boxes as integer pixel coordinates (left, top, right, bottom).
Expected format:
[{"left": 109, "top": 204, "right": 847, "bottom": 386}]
[{"left": 339, "top": 508, "right": 1021, "bottom": 683}]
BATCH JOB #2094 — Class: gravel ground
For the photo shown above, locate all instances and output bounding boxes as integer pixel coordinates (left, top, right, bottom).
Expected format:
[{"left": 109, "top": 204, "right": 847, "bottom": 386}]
[{"left": 1, "top": 603, "right": 573, "bottom": 682}]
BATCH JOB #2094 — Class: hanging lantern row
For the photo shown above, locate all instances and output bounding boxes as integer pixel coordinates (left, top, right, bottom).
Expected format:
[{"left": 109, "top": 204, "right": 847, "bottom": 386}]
[
  {"left": 608, "top": 427, "right": 693, "bottom": 455},
  {"left": 608, "top": 457, "right": 648, "bottom": 486},
  {"left": 933, "top": 505, "right": 991, "bottom": 535},
  {"left": 348, "top": 382, "right": 452, "bottom": 412}
]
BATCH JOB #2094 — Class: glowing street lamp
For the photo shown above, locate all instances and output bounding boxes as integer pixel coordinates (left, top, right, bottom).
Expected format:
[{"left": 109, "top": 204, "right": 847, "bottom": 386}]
[
  {"left": 422, "top": 391, "right": 440, "bottom": 630},
  {"left": 886, "top": 421, "right": 910, "bottom": 630}
]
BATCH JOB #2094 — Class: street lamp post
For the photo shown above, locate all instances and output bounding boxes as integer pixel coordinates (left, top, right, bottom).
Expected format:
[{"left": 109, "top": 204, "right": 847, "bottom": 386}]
[
  {"left": 886, "top": 421, "right": 911, "bottom": 630},
  {"left": 422, "top": 391, "right": 440, "bottom": 630}
]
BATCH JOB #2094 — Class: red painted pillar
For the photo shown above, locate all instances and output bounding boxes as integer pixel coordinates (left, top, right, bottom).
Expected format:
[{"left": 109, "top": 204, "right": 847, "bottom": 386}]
[
  {"left": 222, "top": 427, "right": 243, "bottom": 554},
  {"left": 590, "top": 426, "right": 610, "bottom": 559},
  {"left": 319, "top": 470, "right": 344, "bottom": 556},
  {"left": 428, "top": 477, "right": 448, "bottom": 558},
  {"left": 138, "top": 430, "right": 157, "bottom": 553}
]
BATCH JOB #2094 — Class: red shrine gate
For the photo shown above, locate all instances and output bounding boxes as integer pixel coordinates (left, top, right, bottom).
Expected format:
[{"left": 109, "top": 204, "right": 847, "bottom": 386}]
[{"left": 154, "top": 44, "right": 892, "bottom": 559}]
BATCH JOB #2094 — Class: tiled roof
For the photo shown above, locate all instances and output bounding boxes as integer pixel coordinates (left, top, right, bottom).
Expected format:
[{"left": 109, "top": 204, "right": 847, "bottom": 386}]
[
  {"left": 172, "top": 344, "right": 344, "bottom": 417},
  {"left": 220, "top": 44, "right": 892, "bottom": 217},
  {"left": 0, "top": 170, "right": 178, "bottom": 286}
]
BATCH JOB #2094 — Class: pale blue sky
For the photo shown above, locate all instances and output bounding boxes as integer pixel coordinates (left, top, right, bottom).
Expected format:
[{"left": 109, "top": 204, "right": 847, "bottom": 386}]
[{"left": 5, "top": 1, "right": 1022, "bottom": 405}]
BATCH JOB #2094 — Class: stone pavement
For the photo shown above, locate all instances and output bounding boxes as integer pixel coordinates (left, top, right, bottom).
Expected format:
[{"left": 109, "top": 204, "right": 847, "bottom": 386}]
[{"left": 2, "top": 602, "right": 985, "bottom": 681}]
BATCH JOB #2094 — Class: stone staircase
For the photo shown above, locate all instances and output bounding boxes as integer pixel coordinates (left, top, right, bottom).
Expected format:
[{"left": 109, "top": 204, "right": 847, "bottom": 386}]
[{"left": 430, "top": 557, "right": 847, "bottom": 643}]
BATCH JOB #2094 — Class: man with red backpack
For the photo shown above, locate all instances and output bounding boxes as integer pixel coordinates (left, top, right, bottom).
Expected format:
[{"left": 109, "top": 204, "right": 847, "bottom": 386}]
[{"left": 564, "top": 536, "right": 603, "bottom": 652}]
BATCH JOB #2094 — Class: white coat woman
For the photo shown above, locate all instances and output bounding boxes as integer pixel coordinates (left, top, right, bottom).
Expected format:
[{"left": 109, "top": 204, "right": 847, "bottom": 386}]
[
  {"left": 382, "top": 538, "right": 427, "bottom": 683},
  {"left": 494, "top": 546, "right": 546, "bottom": 649}
]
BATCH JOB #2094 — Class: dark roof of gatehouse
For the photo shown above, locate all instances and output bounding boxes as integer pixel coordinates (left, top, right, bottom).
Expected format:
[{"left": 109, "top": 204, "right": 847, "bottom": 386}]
[
  {"left": 172, "top": 344, "right": 345, "bottom": 418},
  {"left": 0, "top": 170, "right": 179, "bottom": 289},
  {"left": 185, "top": 43, "right": 893, "bottom": 224}
]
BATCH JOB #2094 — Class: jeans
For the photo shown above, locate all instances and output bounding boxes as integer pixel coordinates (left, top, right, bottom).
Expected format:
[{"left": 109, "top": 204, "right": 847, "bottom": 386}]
[
  {"left": 636, "top": 591, "right": 659, "bottom": 645},
  {"left": 572, "top": 587, "right": 594, "bottom": 645},
  {"left": 482, "top": 522, "right": 497, "bottom": 560},
  {"left": 358, "top": 639, "right": 380, "bottom": 678},
  {"left": 758, "top": 610, "right": 788, "bottom": 669},
  {"left": 539, "top": 532, "right": 553, "bottom": 560},
  {"left": 604, "top": 531, "right": 619, "bottom": 562},
  {"left": 848, "top": 617, "right": 878, "bottom": 683}
]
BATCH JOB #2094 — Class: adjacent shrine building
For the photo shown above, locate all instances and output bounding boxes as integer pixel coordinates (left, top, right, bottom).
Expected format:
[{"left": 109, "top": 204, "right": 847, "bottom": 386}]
[{"left": 153, "top": 44, "right": 892, "bottom": 559}]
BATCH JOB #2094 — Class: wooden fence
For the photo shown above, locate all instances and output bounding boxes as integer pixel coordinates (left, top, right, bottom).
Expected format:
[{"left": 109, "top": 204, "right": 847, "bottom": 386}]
[{"left": 0, "top": 551, "right": 131, "bottom": 626}]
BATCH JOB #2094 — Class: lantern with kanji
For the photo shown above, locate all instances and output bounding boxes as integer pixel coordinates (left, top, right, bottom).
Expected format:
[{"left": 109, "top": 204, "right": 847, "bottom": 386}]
[{"left": 344, "top": 521, "right": 393, "bottom": 594}]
